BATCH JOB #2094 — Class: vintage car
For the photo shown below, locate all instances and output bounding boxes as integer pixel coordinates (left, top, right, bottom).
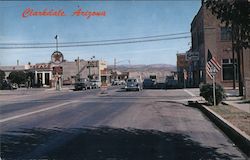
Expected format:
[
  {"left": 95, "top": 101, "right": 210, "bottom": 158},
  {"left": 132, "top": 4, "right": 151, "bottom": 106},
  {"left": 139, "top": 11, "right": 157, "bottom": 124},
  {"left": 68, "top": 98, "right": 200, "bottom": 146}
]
[{"left": 125, "top": 78, "right": 142, "bottom": 91}]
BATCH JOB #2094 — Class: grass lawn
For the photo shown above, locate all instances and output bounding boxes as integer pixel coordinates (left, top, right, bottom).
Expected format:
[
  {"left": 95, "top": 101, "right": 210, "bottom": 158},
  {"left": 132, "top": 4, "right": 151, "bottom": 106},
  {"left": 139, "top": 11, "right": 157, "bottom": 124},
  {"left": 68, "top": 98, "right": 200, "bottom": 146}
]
[{"left": 209, "top": 104, "right": 250, "bottom": 136}]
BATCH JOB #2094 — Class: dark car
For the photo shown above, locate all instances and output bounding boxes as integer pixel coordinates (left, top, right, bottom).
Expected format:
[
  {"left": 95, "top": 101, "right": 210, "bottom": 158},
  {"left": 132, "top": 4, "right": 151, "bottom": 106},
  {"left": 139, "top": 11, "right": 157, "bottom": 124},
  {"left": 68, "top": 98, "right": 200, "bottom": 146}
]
[
  {"left": 165, "top": 79, "right": 179, "bottom": 89},
  {"left": 143, "top": 78, "right": 156, "bottom": 89},
  {"left": 74, "top": 78, "right": 91, "bottom": 90},
  {"left": 0, "top": 80, "right": 17, "bottom": 90}
]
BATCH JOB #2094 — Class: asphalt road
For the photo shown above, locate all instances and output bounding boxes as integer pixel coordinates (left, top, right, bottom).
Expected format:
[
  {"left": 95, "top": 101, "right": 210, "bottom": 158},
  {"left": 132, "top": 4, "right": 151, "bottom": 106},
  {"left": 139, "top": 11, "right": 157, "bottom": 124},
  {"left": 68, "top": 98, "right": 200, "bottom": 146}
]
[{"left": 0, "top": 87, "right": 247, "bottom": 159}]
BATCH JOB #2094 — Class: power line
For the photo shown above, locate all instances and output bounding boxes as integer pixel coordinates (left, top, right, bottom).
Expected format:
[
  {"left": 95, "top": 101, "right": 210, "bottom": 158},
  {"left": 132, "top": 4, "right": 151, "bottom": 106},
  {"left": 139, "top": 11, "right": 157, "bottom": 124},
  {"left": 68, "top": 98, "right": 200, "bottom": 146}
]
[
  {"left": 0, "top": 36, "right": 191, "bottom": 49},
  {"left": 0, "top": 32, "right": 190, "bottom": 46}
]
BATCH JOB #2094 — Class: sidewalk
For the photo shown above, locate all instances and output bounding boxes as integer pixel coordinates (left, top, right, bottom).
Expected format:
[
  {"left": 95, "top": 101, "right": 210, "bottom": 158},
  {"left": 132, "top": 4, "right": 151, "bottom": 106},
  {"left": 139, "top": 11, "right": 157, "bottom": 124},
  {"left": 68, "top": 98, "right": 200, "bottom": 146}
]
[
  {"left": 223, "top": 97, "right": 250, "bottom": 113},
  {"left": 45, "top": 85, "right": 74, "bottom": 92},
  {"left": 224, "top": 88, "right": 250, "bottom": 113}
]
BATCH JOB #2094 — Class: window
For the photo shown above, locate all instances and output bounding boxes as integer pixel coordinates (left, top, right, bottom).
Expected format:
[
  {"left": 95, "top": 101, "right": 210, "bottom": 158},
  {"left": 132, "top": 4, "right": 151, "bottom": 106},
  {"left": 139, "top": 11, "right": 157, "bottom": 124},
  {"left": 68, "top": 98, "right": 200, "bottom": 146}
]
[
  {"left": 222, "top": 59, "right": 237, "bottom": 80},
  {"left": 222, "top": 59, "right": 229, "bottom": 63},
  {"left": 221, "top": 27, "right": 232, "bottom": 41}
]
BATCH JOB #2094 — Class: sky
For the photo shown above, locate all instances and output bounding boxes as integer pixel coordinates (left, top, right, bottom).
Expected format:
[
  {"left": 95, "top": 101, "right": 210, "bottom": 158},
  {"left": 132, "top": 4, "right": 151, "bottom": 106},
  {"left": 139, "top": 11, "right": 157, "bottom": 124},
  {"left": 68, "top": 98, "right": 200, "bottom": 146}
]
[{"left": 0, "top": 0, "right": 201, "bottom": 66}]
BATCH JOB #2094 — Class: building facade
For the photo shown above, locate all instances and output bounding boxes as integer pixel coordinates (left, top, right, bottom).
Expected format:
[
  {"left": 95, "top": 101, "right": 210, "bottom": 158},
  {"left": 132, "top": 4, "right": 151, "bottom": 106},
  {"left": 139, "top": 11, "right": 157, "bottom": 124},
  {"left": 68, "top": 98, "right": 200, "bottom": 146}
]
[
  {"left": 0, "top": 59, "right": 108, "bottom": 88},
  {"left": 190, "top": 3, "right": 236, "bottom": 87},
  {"left": 0, "top": 65, "right": 30, "bottom": 78},
  {"left": 31, "top": 63, "right": 53, "bottom": 87},
  {"left": 53, "top": 59, "right": 108, "bottom": 85},
  {"left": 176, "top": 53, "right": 189, "bottom": 88}
]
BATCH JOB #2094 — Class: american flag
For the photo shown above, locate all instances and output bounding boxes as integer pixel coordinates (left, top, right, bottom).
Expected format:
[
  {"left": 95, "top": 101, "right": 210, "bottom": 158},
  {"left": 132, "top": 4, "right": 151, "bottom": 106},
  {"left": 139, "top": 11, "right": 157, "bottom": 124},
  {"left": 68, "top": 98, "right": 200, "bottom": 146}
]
[{"left": 206, "top": 49, "right": 221, "bottom": 79}]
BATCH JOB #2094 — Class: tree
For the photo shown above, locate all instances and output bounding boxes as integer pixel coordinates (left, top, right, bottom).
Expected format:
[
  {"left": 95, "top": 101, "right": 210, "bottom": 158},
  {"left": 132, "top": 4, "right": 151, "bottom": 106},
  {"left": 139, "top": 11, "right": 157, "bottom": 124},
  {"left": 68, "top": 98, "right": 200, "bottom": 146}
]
[
  {"left": 0, "top": 70, "right": 5, "bottom": 81},
  {"left": 205, "top": 0, "right": 249, "bottom": 49},
  {"left": 8, "top": 71, "right": 27, "bottom": 86},
  {"left": 0, "top": 70, "right": 6, "bottom": 89},
  {"left": 205, "top": 0, "right": 250, "bottom": 96}
]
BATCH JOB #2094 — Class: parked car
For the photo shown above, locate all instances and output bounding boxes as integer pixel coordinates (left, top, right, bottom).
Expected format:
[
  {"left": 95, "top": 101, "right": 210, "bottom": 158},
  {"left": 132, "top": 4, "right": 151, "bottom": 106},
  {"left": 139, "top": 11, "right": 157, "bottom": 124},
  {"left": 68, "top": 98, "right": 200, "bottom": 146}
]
[
  {"left": 165, "top": 79, "right": 179, "bottom": 89},
  {"left": 19, "top": 83, "right": 26, "bottom": 88},
  {"left": 120, "top": 80, "right": 126, "bottom": 85},
  {"left": 74, "top": 78, "right": 91, "bottom": 90},
  {"left": 0, "top": 80, "right": 17, "bottom": 90},
  {"left": 125, "top": 78, "right": 142, "bottom": 91},
  {"left": 90, "top": 80, "right": 101, "bottom": 89},
  {"left": 11, "top": 83, "right": 18, "bottom": 89},
  {"left": 112, "top": 79, "right": 126, "bottom": 86},
  {"left": 63, "top": 79, "right": 72, "bottom": 85},
  {"left": 143, "top": 78, "right": 156, "bottom": 89},
  {"left": 112, "top": 80, "right": 120, "bottom": 85}
]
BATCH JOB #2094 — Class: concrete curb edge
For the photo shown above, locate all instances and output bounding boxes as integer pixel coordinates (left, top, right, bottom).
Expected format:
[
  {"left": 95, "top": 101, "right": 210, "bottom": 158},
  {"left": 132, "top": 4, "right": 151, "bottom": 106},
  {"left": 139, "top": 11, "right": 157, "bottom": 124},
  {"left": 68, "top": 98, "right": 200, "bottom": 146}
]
[{"left": 188, "top": 101, "right": 250, "bottom": 157}]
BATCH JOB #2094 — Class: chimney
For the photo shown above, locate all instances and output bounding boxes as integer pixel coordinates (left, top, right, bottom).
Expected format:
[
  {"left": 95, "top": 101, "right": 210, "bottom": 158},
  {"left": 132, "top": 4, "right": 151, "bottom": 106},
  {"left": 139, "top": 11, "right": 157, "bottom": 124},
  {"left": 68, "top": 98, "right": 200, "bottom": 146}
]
[{"left": 17, "top": 60, "right": 19, "bottom": 66}]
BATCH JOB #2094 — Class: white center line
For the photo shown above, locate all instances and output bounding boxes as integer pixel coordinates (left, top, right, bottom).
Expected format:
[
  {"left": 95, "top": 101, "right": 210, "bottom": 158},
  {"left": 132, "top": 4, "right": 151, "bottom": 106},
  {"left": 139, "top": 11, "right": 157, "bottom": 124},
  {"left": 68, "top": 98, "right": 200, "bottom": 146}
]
[{"left": 0, "top": 101, "right": 77, "bottom": 123}]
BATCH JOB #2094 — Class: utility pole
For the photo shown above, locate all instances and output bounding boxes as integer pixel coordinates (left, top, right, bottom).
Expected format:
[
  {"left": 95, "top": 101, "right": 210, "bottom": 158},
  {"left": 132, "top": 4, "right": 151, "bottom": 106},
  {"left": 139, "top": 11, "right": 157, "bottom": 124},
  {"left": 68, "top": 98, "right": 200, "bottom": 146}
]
[
  {"left": 77, "top": 56, "right": 80, "bottom": 74},
  {"left": 88, "top": 56, "right": 95, "bottom": 80},
  {"left": 75, "top": 57, "right": 80, "bottom": 81},
  {"left": 114, "top": 58, "right": 117, "bottom": 80},
  {"left": 88, "top": 62, "right": 91, "bottom": 80}
]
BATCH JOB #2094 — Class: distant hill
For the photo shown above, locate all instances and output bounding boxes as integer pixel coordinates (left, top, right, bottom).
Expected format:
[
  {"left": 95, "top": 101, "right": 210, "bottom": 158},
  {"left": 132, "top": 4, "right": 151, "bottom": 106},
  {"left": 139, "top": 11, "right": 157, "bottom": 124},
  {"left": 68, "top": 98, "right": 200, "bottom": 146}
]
[
  {"left": 108, "top": 64, "right": 176, "bottom": 71},
  {"left": 108, "top": 64, "right": 176, "bottom": 82}
]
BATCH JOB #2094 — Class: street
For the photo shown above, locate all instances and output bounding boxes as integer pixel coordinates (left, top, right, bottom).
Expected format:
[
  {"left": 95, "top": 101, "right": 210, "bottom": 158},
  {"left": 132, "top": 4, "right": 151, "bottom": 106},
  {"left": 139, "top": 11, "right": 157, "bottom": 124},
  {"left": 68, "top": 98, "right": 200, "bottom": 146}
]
[{"left": 0, "top": 87, "right": 246, "bottom": 159}]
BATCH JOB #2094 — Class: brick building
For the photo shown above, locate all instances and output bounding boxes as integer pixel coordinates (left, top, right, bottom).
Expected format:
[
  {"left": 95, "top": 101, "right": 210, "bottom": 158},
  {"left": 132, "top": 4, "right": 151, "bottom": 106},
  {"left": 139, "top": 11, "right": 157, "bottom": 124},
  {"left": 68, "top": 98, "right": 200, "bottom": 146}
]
[
  {"left": 190, "top": 2, "right": 236, "bottom": 87},
  {"left": 176, "top": 53, "right": 189, "bottom": 87}
]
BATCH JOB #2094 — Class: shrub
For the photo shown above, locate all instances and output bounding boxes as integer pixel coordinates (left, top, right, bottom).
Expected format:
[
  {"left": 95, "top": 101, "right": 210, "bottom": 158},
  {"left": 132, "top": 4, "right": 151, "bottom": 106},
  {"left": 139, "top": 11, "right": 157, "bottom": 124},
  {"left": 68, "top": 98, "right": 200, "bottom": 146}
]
[{"left": 200, "top": 83, "right": 226, "bottom": 105}]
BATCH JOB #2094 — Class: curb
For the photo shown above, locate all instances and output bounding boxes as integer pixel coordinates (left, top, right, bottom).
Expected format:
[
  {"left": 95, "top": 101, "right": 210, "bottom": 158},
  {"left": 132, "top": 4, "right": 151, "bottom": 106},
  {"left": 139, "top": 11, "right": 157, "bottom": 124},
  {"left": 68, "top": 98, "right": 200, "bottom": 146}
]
[{"left": 188, "top": 101, "right": 250, "bottom": 157}]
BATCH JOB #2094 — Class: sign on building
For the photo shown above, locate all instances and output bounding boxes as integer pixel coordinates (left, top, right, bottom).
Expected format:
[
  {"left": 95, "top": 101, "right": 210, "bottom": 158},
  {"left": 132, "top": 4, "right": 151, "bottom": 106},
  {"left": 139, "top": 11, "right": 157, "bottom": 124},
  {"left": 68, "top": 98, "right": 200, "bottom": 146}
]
[
  {"left": 186, "top": 51, "right": 199, "bottom": 61},
  {"left": 52, "top": 66, "right": 63, "bottom": 75}
]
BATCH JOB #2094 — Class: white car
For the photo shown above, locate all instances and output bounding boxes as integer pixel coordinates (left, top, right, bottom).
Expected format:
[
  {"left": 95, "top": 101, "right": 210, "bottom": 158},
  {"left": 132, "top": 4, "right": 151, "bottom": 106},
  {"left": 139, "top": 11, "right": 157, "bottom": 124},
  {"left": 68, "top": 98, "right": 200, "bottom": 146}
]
[
  {"left": 125, "top": 78, "right": 142, "bottom": 91},
  {"left": 90, "top": 80, "right": 101, "bottom": 89}
]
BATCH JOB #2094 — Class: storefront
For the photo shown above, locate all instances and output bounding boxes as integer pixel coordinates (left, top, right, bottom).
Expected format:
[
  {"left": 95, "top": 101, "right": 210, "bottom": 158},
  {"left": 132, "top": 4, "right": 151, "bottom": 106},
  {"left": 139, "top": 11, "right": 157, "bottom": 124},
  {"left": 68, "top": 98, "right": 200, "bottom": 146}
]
[{"left": 31, "top": 63, "right": 52, "bottom": 87}]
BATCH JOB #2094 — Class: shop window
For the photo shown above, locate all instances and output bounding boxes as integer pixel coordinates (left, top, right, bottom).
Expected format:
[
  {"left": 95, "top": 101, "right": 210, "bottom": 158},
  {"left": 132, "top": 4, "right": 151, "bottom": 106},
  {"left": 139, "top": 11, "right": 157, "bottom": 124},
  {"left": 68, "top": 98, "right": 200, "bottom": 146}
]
[{"left": 222, "top": 59, "right": 237, "bottom": 80}]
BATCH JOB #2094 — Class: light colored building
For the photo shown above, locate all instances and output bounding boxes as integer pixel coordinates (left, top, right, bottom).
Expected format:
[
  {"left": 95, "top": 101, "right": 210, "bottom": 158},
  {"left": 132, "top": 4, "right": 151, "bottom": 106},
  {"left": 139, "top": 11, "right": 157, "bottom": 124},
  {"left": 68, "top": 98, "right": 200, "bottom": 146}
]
[
  {"left": 0, "top": 65, "right": 30, "bottom": 78},
  {"left": 0, "top": 63, "right": 53, "bottom": 87},
  {"left": 60, "top": 59, "right": 108, "bottom": 84},
  {"left": 30, "top": 63, "right": 53, "bottom": 87},
  {"left": 0, "top": 59, "right": 108, "bottom": 87}
]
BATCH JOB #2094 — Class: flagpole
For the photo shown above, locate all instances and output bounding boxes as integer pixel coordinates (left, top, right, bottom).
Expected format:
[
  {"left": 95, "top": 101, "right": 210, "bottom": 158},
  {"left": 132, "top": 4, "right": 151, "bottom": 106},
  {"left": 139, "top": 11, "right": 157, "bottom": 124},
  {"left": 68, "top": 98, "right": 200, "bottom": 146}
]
[{"left": 55, "top": 35, "right": 58, "bottom": 51}]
